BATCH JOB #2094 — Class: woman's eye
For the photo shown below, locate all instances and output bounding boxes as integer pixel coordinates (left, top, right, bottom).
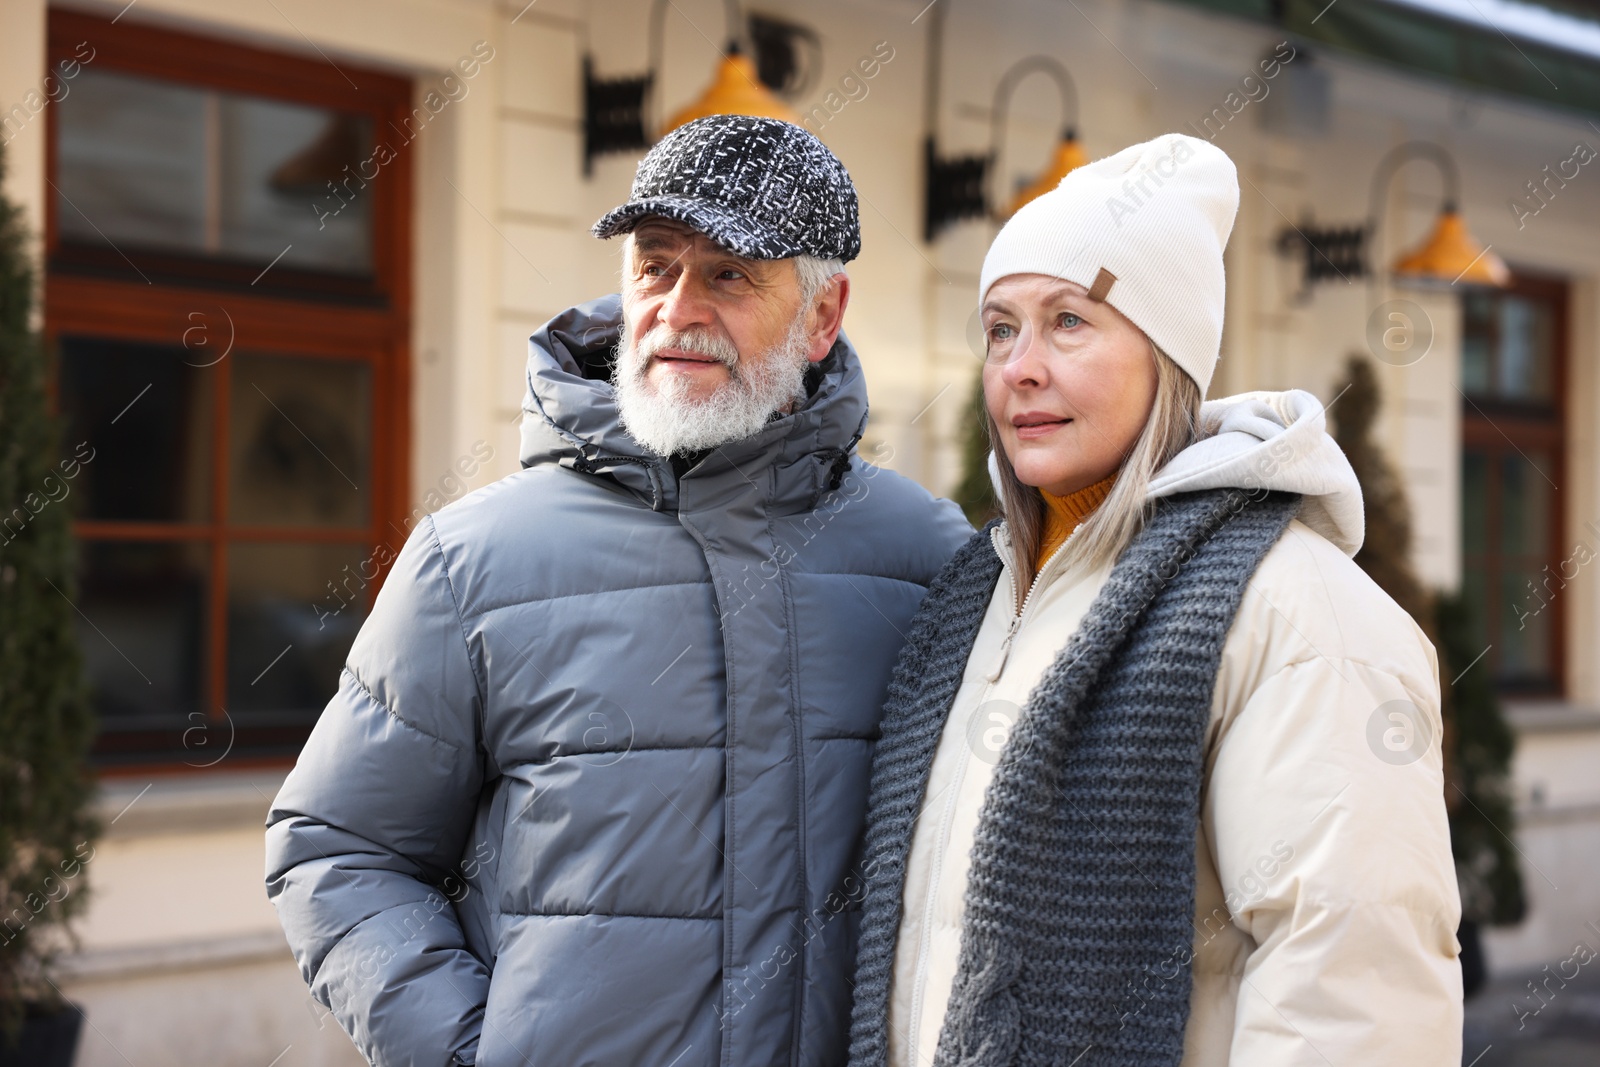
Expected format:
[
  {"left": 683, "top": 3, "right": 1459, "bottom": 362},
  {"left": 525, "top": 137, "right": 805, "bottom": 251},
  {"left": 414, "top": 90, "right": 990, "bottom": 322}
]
[
  {"left": 987, "top": 323, "right": 1015, "bottom": 343},
  {"left": 1058, "top": 312, "right": 1082, "bottom": 329}
]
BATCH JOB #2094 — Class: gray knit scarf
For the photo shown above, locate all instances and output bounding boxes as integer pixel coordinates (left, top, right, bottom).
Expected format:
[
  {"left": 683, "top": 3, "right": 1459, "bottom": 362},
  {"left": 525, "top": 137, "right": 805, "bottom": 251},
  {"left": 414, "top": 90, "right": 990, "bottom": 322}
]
[{"left": 847, "top": 487, "right": 1302, "bottom": 1067}]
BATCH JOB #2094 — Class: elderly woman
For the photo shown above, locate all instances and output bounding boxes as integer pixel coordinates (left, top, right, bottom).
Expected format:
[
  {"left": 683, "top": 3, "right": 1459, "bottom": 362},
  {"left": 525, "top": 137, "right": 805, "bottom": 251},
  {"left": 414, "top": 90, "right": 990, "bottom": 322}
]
[{"left": 847, "top": 134, "right": 1462, "bottom": 1066}]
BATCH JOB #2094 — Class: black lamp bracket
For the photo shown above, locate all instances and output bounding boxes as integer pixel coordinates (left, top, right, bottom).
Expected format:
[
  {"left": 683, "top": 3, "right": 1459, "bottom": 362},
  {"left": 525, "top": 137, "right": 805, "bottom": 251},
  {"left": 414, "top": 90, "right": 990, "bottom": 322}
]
[
  {"left": 1275, "top": 219, "right": 1367, "bottom": 303},
  {"left": 923, "top": 136, "right": 992, "bottom": 242}
]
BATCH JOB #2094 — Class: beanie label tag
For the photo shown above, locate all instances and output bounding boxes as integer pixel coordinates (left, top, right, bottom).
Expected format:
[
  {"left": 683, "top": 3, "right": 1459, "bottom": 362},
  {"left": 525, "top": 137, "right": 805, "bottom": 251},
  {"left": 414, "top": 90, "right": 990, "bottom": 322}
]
[{"left": 1087, "top": 267, "right": 1117, "bottom": 302}]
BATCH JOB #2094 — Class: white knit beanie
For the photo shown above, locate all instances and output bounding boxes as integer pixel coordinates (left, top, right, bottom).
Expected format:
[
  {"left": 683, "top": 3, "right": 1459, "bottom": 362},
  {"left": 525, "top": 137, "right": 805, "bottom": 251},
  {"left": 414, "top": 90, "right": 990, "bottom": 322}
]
[{"left": 978, "top": 133, "right": 1239, "bottom": 397}]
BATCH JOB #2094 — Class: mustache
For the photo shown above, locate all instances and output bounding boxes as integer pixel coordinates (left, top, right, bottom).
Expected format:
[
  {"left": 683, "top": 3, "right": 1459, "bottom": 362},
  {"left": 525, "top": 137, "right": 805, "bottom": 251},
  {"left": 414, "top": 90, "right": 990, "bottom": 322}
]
[{"left": 633, "top": 325, "right": 740, "bottom": 368}]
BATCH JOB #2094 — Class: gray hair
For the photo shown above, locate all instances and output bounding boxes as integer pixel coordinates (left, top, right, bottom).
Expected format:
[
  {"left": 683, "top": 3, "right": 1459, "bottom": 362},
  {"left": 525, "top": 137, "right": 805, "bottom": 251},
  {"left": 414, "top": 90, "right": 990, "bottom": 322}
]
[{"left": 795, "top": 254, "right": 847, "bottom": 307}]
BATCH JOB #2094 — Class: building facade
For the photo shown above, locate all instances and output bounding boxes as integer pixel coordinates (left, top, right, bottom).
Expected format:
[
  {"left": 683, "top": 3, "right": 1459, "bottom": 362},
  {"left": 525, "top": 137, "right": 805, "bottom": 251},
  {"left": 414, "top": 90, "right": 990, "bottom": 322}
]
[{"left": 2, "top": 0, "right": 1599, "bottom": 1062}]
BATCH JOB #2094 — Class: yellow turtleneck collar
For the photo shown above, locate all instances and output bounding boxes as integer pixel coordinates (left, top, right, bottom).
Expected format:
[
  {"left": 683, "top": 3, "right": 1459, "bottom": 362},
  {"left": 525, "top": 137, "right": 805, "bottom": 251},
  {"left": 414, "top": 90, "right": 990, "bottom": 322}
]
[{"left": 1035, "top": 472, "right": 1118, "bottom": 572}]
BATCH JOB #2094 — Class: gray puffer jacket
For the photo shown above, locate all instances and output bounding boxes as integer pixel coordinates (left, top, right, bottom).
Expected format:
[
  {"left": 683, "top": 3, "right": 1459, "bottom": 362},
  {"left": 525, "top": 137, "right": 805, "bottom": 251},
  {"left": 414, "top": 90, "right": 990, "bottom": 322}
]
[{"left": 265, "top": 295, "right": 971, "bottom": 1067}]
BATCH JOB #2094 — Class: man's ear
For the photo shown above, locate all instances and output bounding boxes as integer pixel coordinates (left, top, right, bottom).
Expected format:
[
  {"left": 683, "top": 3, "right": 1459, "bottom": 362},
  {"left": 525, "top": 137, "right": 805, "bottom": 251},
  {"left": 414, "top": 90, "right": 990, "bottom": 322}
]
[{"left": 805, "top": 274, "right": 850, "bottom": 363}]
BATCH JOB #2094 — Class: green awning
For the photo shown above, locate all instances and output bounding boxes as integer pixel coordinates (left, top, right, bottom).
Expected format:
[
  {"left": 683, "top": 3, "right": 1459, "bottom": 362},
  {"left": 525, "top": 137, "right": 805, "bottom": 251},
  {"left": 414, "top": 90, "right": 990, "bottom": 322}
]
[{"left": 1160, "top": 0, "right": 1600, "bottom": 122}]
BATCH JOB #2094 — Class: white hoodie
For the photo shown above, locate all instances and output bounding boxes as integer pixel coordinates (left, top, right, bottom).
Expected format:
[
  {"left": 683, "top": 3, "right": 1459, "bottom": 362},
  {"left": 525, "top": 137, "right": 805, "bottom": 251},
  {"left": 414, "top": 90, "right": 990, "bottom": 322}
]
[{"left": 888, "top": 390, "right": 1462, "bottom": 1067}]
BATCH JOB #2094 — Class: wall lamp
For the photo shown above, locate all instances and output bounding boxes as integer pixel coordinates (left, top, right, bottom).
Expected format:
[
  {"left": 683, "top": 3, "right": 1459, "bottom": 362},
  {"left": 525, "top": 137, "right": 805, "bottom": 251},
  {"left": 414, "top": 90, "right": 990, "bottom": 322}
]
[
  {"left": 581, "top": 0, "right": 815, "bottom": 174},
  {"left": 1369, "top": 141, "right": 1509, "bottom": 288},
  {"left": 921, "top": 6, "right": 1088, "bottom": 240},
  {"left": 1276, "top": 140, "right": 1508, "bottom": 298}
]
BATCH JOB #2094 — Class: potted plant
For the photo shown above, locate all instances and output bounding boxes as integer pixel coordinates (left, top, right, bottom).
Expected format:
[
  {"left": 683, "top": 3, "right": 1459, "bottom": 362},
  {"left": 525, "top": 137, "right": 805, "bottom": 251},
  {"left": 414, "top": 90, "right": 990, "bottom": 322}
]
[{"left": 0, "top": 139, "right": 100, "bottom": 1066}]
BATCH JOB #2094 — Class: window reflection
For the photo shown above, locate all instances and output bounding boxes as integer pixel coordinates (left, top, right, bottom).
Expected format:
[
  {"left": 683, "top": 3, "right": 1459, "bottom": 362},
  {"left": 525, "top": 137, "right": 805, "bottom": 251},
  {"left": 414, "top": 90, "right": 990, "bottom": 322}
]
[
  {"left": 58, "top": 336, "right": 214, "bottom": 524},
  {"left": 229, "top": 353, "right": 372, "bottom": 528},
  {"left": 226, "top": 543, "right": 368, "bottom": 716},
  {"left": 56, "top": 68, "right": 374, "bottom": 275},
  {"left": 1460, "top": 289, "right": 1556, "bottom": 404},
  {"left": 76, "top": 540, "right": 208, "bottom": 728}
]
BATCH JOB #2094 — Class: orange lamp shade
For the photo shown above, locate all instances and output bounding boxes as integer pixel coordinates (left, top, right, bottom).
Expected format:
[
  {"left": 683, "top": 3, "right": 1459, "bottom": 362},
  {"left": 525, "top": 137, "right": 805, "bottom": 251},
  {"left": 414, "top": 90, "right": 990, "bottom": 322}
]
[
  {"left": 1005, "top": 136, "right": 1090, "bottom": 217},
  {"left": 1393, "top": 209, "right": 1510, "bottom": 287},
  {"left": 664, "top": 53, "right": 801, "bottom": 133}
]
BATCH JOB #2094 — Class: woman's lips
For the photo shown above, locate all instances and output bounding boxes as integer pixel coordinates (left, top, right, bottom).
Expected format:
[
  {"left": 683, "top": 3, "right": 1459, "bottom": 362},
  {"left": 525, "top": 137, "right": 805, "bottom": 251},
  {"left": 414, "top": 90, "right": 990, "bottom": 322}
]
[{"left": 1012, "top": 413, "right": 1072, "bottom": 439}]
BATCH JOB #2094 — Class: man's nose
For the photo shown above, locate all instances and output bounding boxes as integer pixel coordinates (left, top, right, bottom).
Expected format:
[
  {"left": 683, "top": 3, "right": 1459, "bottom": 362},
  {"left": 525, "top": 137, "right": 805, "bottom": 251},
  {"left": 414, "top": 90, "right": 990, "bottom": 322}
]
[{"left": 657, "top": 271, "right": 716, "bottom": 333}]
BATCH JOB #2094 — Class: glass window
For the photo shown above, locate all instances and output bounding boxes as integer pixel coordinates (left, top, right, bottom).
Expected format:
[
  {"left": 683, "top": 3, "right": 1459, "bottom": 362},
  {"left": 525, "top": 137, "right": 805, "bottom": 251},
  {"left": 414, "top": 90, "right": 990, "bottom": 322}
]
[
  {"left": 1458, "top": 276, "right": 1566, "bottom": 695},
  {"left": 47, "top": 8, "right": 412, "bottom": 766},
  {"left": 76, "top": 540, "right": 209, "bottom": 730},
  {"left": 226, "top": 543, "right": 369, "bottom": 716},
  {"left": 63, "top": 346, "right": 379, "bottom": 762},
  {"left": 228, "top": 353, "right": 372, "bottom": 528},
  {"left": 57, "top": 336, "right": 215, "bottom": 524},
  {"left": 55, "top": 67, "right": 375, "bottom": 276},
  {"left": 1460, "top": 289, "right": 1557, "bottom": 405}
]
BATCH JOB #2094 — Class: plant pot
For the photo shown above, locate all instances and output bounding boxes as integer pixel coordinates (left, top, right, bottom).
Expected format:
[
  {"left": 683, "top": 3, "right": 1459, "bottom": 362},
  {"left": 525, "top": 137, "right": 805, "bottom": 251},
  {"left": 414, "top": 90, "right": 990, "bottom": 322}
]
[{"left": 0, "top": 1000, "right": 85, "bottom": 1067}]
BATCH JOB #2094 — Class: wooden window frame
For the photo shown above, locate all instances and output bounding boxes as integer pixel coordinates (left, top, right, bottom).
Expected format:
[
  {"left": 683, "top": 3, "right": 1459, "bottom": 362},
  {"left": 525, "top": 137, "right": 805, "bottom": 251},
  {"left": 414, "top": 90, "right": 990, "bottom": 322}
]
[
  {"left": 1460, "top": 270, "right": 1569, "bottom": 698},
  {"left": 44, "top": 10, "right": 414, "bottom": 774}
]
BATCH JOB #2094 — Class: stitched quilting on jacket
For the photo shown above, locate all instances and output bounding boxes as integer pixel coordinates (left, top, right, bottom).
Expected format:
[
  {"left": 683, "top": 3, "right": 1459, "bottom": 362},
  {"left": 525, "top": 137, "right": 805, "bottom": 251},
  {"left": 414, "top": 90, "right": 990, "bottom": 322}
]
[
  {"left": 854, "top": 389, "right": 1463, "bottom": 1067},
  {"left": 265, "top": 295, "right": 972, "bottom": 1067}
]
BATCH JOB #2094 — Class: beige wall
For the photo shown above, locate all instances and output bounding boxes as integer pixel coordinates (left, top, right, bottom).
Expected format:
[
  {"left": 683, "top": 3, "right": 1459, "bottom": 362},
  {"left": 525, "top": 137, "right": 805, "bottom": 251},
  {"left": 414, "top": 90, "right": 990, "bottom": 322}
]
[
  {"left": 56, "top": 772, "right": 367, "bottom": 1067},
  {"left": 485, "top": 0, "right": 1600, "bottom": 624},
  {"left": 0, "top": 0, "right": 47, "bottom": 319}
]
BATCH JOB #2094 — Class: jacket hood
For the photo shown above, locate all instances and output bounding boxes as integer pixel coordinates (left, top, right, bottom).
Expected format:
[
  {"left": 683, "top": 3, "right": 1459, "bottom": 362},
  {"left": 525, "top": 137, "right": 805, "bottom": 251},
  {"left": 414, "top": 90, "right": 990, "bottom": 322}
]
[
  {"left": 1147, "top": 388, "right": 1363, "bottom": 556},
  {"left": 987, "top": 388, "right": 1364, "bottom": 557},
  {"left": 518, "top": 295, "right": 870, "bottom": 511}
]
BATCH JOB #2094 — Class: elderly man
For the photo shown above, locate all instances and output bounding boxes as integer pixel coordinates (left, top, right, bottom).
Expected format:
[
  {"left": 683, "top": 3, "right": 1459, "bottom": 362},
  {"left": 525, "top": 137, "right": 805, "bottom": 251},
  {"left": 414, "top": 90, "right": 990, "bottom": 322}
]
[{"left": 266, "top": 116, "right": 970, "bottom": 1067}]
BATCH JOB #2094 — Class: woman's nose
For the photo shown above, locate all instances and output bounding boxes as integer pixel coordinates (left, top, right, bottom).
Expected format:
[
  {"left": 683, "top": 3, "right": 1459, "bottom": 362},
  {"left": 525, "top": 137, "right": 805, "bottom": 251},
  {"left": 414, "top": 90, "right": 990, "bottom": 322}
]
[{"left": 998, "top": 323, "right": 1047, "bottom": 388}]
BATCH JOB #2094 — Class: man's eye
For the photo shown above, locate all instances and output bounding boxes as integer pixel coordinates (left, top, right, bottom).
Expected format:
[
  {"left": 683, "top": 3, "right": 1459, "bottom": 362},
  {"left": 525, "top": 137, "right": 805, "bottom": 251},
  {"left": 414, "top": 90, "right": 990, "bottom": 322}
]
[
  {"left": 641, "top": 263, "right": 666, "bottom": 278},
  {"left": 717, "top": 269, "right": 745, "bottom": 281},
  {"left": 1058, "top": 312, "right": 1082, "bottom": 329}
]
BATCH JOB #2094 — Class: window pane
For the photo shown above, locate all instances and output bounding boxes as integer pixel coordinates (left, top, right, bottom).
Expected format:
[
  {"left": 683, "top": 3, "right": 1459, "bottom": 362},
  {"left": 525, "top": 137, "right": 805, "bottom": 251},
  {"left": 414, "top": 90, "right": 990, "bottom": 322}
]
[
  {"left": 1461, "top": 565, "right": 1490, "bottom": 663},
  {"left": 222, "top": 100, "right": 374, "bottom": 274},
  {"left": 55, "top": 69, "right": 207, "bottom": 253},
  {"left": 1461, "top": 291, "right": 1493, "bottom": 396},
  {"left": 76, "top": 540, "right": 208, "bottom": 732},
  {"left": 1500, "top": 451, "right": 1552, "bottom": 558},
  {"left": 226, "top": 542, "right": 369, "bottom": 716},
  {"left": 58, "top": 336, "right": 214, "bottom": 523},
  {"left": 56, "top": 68, "right": 374, "bottom": 275},
  {"left": 1461, "top": 449, "right": 1488, "bottom": 558},
  {"left": 229, "top": 353, "right": 372, "bottom": 528},
  {"left": 1499, "top": 564, "right": 1554, "bottom": 687},
  {"left": 1497, "top": 295, "right": 1555, "bottom": 402}
]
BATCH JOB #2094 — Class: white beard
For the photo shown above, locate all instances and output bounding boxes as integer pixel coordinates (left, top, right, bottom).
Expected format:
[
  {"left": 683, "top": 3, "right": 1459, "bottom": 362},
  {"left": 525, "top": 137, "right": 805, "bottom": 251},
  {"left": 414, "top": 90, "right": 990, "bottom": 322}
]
[{"left": 611, "top": 309, "right": 813, "bottom": 456}]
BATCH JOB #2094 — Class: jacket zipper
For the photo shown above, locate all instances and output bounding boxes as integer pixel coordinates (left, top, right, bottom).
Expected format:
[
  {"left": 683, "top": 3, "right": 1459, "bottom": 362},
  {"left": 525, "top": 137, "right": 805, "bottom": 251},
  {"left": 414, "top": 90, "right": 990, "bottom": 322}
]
[
  {"left": 903, "top": 522, "right": 1083, "bottom": 1064},
  {"left": 986, "top": 524, "right": 1080, "bottom": 682}
]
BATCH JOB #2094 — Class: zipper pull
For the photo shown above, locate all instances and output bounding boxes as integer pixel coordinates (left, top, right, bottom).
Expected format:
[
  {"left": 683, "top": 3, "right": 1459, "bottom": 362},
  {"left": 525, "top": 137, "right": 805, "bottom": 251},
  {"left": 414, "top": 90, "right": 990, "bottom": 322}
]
[{"left": 986, "top": 614, "right": 1022, "bottom": 682}]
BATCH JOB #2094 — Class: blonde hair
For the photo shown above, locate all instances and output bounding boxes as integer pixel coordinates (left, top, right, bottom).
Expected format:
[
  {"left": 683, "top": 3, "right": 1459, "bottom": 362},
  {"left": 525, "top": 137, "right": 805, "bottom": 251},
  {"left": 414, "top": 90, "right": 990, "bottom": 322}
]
[{"left": 989, "top": 342, "right": 1202, "bottom": 593}]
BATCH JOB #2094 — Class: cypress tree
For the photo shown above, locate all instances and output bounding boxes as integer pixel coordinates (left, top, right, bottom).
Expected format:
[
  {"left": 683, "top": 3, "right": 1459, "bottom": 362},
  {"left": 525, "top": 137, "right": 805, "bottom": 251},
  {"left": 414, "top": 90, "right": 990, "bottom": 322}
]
[
  {"left": 950, "top": 369, "right": 997, "bottom": 526},
  {"left": 0, "top": 139, "right": 100, "bottom": 1042}
]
